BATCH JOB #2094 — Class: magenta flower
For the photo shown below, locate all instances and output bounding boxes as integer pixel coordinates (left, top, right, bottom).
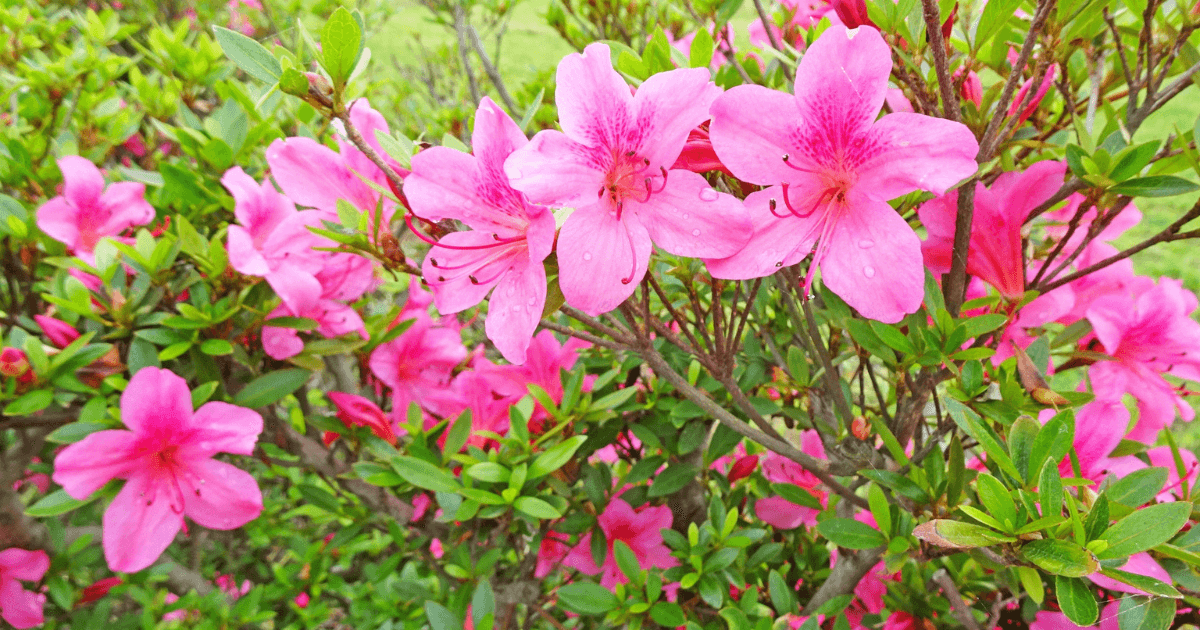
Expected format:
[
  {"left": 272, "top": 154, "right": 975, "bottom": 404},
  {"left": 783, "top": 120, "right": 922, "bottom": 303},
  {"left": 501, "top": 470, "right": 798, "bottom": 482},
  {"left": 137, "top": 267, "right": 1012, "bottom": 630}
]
[
  {"left": 1030, "top": 602, "right": 1119, "bottom": 630},
  {"left": 266, "top": 100, "right": 406, "bottom": 225},
  {"left": 563, "top": 498, "right": 677, "bottom": 588},
  {"left": 369, "top": 314, "right": 468, "bottom": 420},
  {"left": 36, "top": 156, "right": 156, "bottom": 265},
  {"left": 920, "top": 160, "right": 1066, "bottom": 300},
  {"left": 34, "top": 314, "right": 81, "bottom": 349},
  {"left": 0, "top": 549, "right": 48, "bottom": 629},
  {"left": 504, "top": 43, "right": 752, "bottom": 316},
  {"left": 407, "top": 98, "right": 557, "bottom": 364},
  {"left": 755, "top": 430, "right": 827, "bottom": 529},
  {"left": 706, "top": 25, "right": 978, "bottom": 323},
  {"left": 261, "top": 252, "right": 375, "bottom": 360},
  {"left": 1086, "top": 279, "right": 1200, "bottom": 442},
  {"left": 328, "top": 391, "right": 397, "bottom": 445},
  {"left": 51, "top": 367, "right": 264, "bottom": 573}
]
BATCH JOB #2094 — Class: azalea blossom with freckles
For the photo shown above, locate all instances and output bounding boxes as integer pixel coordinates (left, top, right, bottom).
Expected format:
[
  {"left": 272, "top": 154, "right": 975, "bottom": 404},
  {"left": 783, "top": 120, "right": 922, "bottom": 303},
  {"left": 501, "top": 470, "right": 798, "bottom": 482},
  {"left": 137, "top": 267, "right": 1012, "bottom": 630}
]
[
  {"left": 504, "top": 43, "right": 752, "bottom": 315},
  {"left": 51, "top": 367, "right": 264, "bottom": 573},
  {"left": 36, "top": 156, "right": 156, "bottom": 265},
  {"left": 706, "top": 25, "right": 978, "bottom": 323},
  {"left": 406, "top": 97, "right": 557, "bottom": 364},
  {"left": 562, "top": 498, "right": 677, "bottom": 588}
]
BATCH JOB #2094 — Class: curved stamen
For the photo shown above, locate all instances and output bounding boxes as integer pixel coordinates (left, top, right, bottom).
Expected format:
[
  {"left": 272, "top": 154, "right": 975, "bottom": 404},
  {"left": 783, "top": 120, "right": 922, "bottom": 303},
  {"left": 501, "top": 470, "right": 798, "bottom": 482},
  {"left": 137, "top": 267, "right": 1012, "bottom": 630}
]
[
  {"left": 652, "top": 167, "right": 668, "bottom": 193},
  {"left": 768, "top": 198, "right": 790, "bottom": 219},
  {"left": 780, "top": 185, "right": 838, "bottom": 220},
  {"left": 800, "top": 208, "right": 842, "bottom": 297},
  {"left": 620, "top": 226, "right": 639, "bottom": 285},
  {"left": 405, "top": 214, "right": 524, "bottom": 251},
  {"left": 781, "top": 154, "right": 819, "bottom": 174},
  {"left": 469, "top": 263, "right": 511, "bottom": 286},
  {"left": 615, "top": 200, "right": 625, "bottom": 221}
]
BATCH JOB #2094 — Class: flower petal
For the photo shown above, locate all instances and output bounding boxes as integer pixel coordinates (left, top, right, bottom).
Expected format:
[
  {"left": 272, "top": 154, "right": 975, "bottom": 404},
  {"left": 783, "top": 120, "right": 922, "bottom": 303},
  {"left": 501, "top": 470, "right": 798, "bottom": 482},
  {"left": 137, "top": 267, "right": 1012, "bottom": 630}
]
[
  {"left": 180, "top": 458, "right": 263, "bottom": 530},
  {"left": 856, "top": 112, "right": 980, "bottom": 200},
  {"left": 103, "top": 473, "right": 183, "bottom": 573},
  {"left": 792, "top": 25, "right": 892, "bottom": 153},
  {"left": 422, "top": 231, "right": 520, "bottom": 314},
  {"left": 755, "top": 495, "right": 818, "bottom": 529},
  {"left": 705, "top": 187, "right": 820, "bottom": 280},
  {"left": 485, "top": 256, "right": 546, "bottom": 365},
  {"left": 51, "top": 430, "right": 138, "bottom": 499},
  {"left": 504, "top": 131, "right": 606, "bottom": 208},
  {"left": 0, "top": 549, "right": 48, "bottom": 582},
  {"left": 820, "top": 193, "right": 924, "bottom": 323},
  {"left": 266, "top": 137, "right": 375, "bottom": 214},
  {"left": 120, "top": 367, "right": 193, "bottom": 436},
  {"left": 631, "top": 67, "right": 722, "bottom": 169},
  {"left": 557, "top": 206, "right": 652, "bottom": 316},
  {"left": 97, "top": 182, "right": 155, "bottom": 235},
  {"left": 35, "top": 197, "right": 81, "bottom": 250},
  {"left": 633, "top": 169, "right": 751, "bottom": 259},
  {"left": 0, "top": 579, "right": 44, "bottom": 629},
  {"left": 709, "top": 85, "right": 805, "bottom": 186},
  {"left": 555, "top": 43, "right": 636, "bottom": 149},
  {"left": 57, "top": 156, "right": 105, "bottom": 207},
  {"left": 186, "top": 401, "right": 263, "bottom": 457}
]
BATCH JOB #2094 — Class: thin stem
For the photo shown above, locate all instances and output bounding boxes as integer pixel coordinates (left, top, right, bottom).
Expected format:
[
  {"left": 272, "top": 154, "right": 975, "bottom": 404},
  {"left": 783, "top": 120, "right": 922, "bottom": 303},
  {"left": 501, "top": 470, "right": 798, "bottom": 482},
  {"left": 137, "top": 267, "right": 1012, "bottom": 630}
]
[
  {"left": 919, "top": 0, "right": 962, "bottom": 121},
  {"left": 978, "top": 0, "right": 1054, "bottom": 160},
  {"left": 466, "top": 24, "right": 518, "bottom": 112},
  {"left": 750, "top": 0, "right": 794, "bottom": 82}
]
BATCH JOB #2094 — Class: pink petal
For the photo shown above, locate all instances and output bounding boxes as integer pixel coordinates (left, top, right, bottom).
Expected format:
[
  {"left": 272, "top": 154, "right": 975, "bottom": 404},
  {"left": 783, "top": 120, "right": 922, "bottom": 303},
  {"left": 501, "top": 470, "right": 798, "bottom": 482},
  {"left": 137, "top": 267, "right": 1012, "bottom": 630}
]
[
  {"left": 35, "top": 197, "right": 81, "bottom": 250},
  {"left": 1088, "top": 552, "right": 1170, "bottom": 595},
  {"left": 504, "top": 130, "right": 605, "bottom": 208},
  {"left": 57, "top": 156, "right": 105, "bottom": 207},
  {"left": 97, "top": 182, "right": 155, "bottom": 235},
  {"left": 262, "top": 324, "right": 305, "bottom": 360},
  {"left": 709, "top": 85, "right": 805, "bottom": 186},
  {"left": 186, "top": 401, "right": 263, "bottom": 457},
  {"left": 422, "top": 231, "right": 521, "bottom": 314},
  {"left": 0, "top": 549, "right": 48, "bottom": 582},
  {"left": 120, "top": 367, "right": 193, "bottom": 436},
  {"left": 632, "top": 169, "right": 751, "bottom": 259},
  {"left": 556, "top": 206, "right": 652, "bottom": 316},
  {"left": 471, "top": 96, "right": 530, "bottom": 181},
  {"left": 266, "top": 264, "right": 323, "bottom": 314},
  {"left": 228, "top": 225, "right": 272, "bottom": 276},
  {"left": 755, "top": 496, "right": 818, "bottom": 529},
  {"left": 484, "top": 256, "right": 546, "bottom": 365},
  {"left": 50, "top": 429, "right": 138, "bottom": 499},
  {"left": 990, "top": 160, "right": 1066, "bottom": 224},
  {"left": 791, "top": 26, "right": 891, "bottom": 147},
  {"left": 103, "top": 472, "right": 183, "bottom": 573},
  {"left": 856, "top": 113, "right": 980, "bottom": 200},
  {"left": 820, "top": 193, "right": 924, "bottom": 323},
  {"left": 0, "top": 579, "right": 44, "bottom": 629},
  {"left": 406, "top": 147, "right": 494, "bottom": 224},
  {"left": 705, "top": 187, "right": 819, "bottom": 279},
  {"left": 562, "top": 533, "right": 602, "bottom": 575},
  {"left": 313, "top": 301, "right": 368, "bottom": 339},
  {"left": 179, "top": 458, "right": 263, "bottom": 530},
  {"left": 555, "top": 43, "right": 636, "bottom": 149},
  {"left": 266, "top": 137, "right": 376, "bottom": 213},
  {"left": 630, "top": 67, "right": 722, "bottom": 169}
]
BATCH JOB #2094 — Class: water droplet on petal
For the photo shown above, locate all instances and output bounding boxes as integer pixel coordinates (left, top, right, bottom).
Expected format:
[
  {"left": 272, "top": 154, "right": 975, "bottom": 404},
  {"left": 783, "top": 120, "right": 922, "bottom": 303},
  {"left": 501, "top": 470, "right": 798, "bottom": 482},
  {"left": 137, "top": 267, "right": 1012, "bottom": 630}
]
[
  {"left": 583, "top": 252, "right": 593, "bottom": 261},
  {"left": 699, "top": 188, "right": 719, "bottom": 201},
  {"left": 691, "top": 229, "right": 701, "bottom": 236},
  {"left": 682, "top": 213, "right": 690, "bottom": 220},
  {"left": 863, "top": 266, "right": 876, "bottom": 278},
  {"left": 512, "top": 304, "right": 522, "bottom": 312},
  {"left": 858, "top": 239, "right": 875, "bottom": 249}
]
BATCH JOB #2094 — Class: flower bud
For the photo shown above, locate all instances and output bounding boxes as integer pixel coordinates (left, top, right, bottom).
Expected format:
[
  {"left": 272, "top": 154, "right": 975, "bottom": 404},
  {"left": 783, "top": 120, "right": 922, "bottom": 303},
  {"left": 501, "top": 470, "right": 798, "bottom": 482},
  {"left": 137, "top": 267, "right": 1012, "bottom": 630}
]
[
  {"left": 832, "top": 0, "right": 874, "bottom": 29},
  {"left": 294, "top": 592, "right": 310, "bottom": 608},
  {"left": 0, "top": 348, "right": 30, "bottom": 378},
  {"left": 78, "top": 577, "right": 122, "bottom": 606},
  {"left": 34, "top": 315, "right": 80, "bottom": 349},
  {"left": 727, "top": 454, "right": 759, "bottom": 482},
  {"left": 851, "top": 416, "right": 871, "bottom": 440},
  {"left": 960, "top": 70, "right": 982, "bottom": 107},
  {"left": 328, "top": 392, "right": 398, "bottom": 445},
  {"left": 305, "top": 72, "right": 333, "bottom": 99}
]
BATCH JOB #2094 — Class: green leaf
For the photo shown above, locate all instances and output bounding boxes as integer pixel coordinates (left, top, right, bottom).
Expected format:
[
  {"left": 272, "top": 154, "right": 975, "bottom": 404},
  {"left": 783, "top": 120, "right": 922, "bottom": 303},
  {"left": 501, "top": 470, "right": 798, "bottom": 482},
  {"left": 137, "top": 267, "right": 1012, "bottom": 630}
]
[
  {"left": 1098, "top": 501, "right": 1192, "bottom": 559},
  {"left": 771, "top": 483, "right": 823, "bottom": 509},
  {"left": 650, "top": 602, "right": 686, "bottom": 626},
  {"left": 466, "top": 463, "right": 510, "bottom": 484},
  {"left": 557, "top": 582, "right": 619, "bottom": 615},
  {"left": 1118, "top": 595, "right": 1176, "bottom": 630},
  {"left": 768, "top": 569, "right": 796, "bottom": 615},
  {"left": 648, "top": 463, "right": 698, "bottom": 498},
  {"left": 869, "top": 320, "right": 915, "bottom": 354},
  {"left": 1040, "top": 459, "right": 1063, "bottom": 520},
  {"left": 912, "top": 519, "right": 1016, "bottom": 548},
  {"left": 944, "top": 399, "right": 1022, "bottom": 481},
  {"left": 424, "top": 601, "right": 462, "bottom": 630},
  {"left": 1056, "top": 576, "right": 1098, "bottom": 626},
  {"left": 859, "top": 469, "right": 931, "bottom": 503},
  {"left": 213, "top": 26, "right": 282, "bottom": 83},
  {"left": 1008, "top": 415, "right": 1040, "bottom": 482},
  {"left": 472, "top": 581, "right": 495, "bottom": 626},
  {"left": 321, "top": 7, "right": 363, "bottom": 86},
  {"left": 1020, "top": 539, "right": 1099, "bottom": 577},
  {"left": 1098, "top": 567, "right": 1182, "bottom": 598},
  {"left": 975, "top": 0, "right": 1022, "bottom": 50},
  {"left": 46, "top": 421, "right": 106, "bottom": 444},
  {"left": 199, "top": 339, "right": 233, "bottom": 356},
  {"left": 279, "top": 67, "right": 309, "bottom": 96},
  {"left": 689, "top": 28, "right": 714, "bottom": 68},
  {"left": 1110, "top": 175, "right": 1200, "bottom": 197},
  {"left": 530, "top": 435, "right": 588, "bottom": 478},
  {"left": 817, "top": 517, "right": 886, "bottom": 549},
  {"left": 264, "top": 316, "right": 319, "bottom": 331},
  {"left": 233, "top": 369, "right": 311, "bottom": 408},
  {"left": 514, "top": 496, "right": 561, "bottom": 519},
  {"left": 1029, "top": 410, "right": 1074, "bottom": 487},
  {"left": 947, "top": 434, "right": 965, "bottom": 507},
  {"left": 786, "top": 345, "right": 810, "bottom": 384},
  {"left": 976, "top": 473, "right": 1017, "bottom": 531},
  {"left": 1084, "top": 494, "right": 1110, "bottom": 541},
  {"left": 1106, "top": 467, "right": 1168, "bottom": 507},
  {"left": 867, "top": 484, "right": 892, "bottom": 536},
  {"left": 613, "top": 540, "right": 641, "bottom": 581},
  {"left": 4, "top": 390, "right": 52, "bottom": 415},
  {"left": 27, "top": 489, "right": 97, "bottom": 517},
  {"left": 297, "top": 484, "right": 341, "bottom": 513},
  {"left": 391, "top": 456, "right": 460, "bottom": 493}
]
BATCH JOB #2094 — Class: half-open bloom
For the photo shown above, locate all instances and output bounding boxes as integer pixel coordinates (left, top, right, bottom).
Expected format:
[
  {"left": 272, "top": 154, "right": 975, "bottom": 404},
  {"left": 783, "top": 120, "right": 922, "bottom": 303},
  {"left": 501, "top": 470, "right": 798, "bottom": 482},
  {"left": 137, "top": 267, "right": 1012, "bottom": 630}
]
[{"left": 52, "top": 367, "right": 264, "bottom": 572}]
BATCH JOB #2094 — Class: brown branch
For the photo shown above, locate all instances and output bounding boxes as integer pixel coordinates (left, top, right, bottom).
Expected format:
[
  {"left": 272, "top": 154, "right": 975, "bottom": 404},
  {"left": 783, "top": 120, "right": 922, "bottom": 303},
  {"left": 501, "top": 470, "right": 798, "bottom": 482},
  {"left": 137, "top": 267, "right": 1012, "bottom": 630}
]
[
  {"left": 932, "top": 568, "right": 983, "bottom": 630},
  {"left": 466, "top": 24, "right": 518, "bottom": 113},
  {"left": 919, "top": 0, "right": 961, "bottom": 121},
  {"left": 978, "top": 0, "right": 1054, "bottom": 160},
  {"left": 750, "top": 0, "right": 794, "bottom": 82},
  {"left": 943, "top": 183, "right": 977, "bottom": 316},
  {"left": 334, "top": 105, "right": 406, "bottom": 199}
]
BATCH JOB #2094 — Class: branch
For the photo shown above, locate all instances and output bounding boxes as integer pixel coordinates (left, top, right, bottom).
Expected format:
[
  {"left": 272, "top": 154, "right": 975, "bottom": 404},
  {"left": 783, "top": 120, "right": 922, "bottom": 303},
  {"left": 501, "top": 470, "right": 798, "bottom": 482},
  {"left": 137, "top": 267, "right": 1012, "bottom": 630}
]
[
  {"left": 334, "top": 105, "right": 407, "bottom": 199},
  {"left": 977, "top": 0, "right": 1054, "bottom": 160},
  {"left": 466, "top": 24, "right": 519, "bottom": 112},
  {"left": 452, "top": 3, "right": 482, "bottom": 105},
  {"left": 919, "top": 0, "right": 961, "bottom": 121},
  {"left": 801, "top": 546, "right": 884, "bottom": 615},
  {"left": 932, "top": 568, "right": 983, "bottom": 630},
  {"left": 943, "top": 183, "right": 977, "bottom": 316},
  {"left": 750, "top": 0, "right": 794, "bottom": 82}
]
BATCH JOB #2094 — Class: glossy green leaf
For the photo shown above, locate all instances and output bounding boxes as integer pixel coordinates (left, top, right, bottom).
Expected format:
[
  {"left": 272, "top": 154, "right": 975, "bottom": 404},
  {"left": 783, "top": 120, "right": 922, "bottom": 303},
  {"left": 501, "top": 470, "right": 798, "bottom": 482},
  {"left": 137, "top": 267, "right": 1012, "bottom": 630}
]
[
  {"left": 817, "top": 517, "right": 885, "bottom": 549},
  {"left": 391, "top": 456, "right": 460, "bottom": 493},
  {"left": 1098, "top": 501, "right": 1191, "bottom": 559},
  {"left": 912, "top": 519, "right": 1016, "bottom": 549},
  {"left": 213, "top": 26, "right": 281, "bottom": 83},
  {"left": 1021, "top": 539, "right": 1099, "bottom": 577},
  {"left": 1056, "top": 576, "right": 1098, "bottom": 626},
  {"left": 233, "top": 369, "right": 311, "bottom": 408},
  {"left": 557, "top": 582, "right": 619, "bottom": 615}
]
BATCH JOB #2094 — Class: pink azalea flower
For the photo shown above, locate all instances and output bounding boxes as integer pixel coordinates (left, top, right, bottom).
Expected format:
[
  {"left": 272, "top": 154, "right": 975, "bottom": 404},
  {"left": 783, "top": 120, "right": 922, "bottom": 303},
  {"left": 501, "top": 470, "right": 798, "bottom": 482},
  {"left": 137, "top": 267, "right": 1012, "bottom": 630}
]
[
  {"left": 920, "top": 160, "right": 1066, "bottom": 300},
  {"left": 960, "top": 70, "right": 983, "bottom": 107},
  {"left": 755, "top": 430, "right": 827, "bottom": 528},
  {"left": 706, "top": 26, "right": 978, "bottom": 323},
  {"left": 368, "top": 313, "right": 468, "bottom": 420},
  {"left": 478, "top": 331, "right": 591, "bottom": 432},
  {"left": 36, "top": 156, "right": 156, "bottom": 265},
  {"left": 266, "top": 100, "right": 405, "bottom": 226},
  {"left": 1008, "top": 61, "right": 1059, "bottom": 124},
  {"left": 1054, "top": 242, "right": 1153, "bottom": 326},
  {"left": 261, "top": 252, "right": 375, "bottom": 360},
  {"left": 1146, "top": 445, "right": 1200, "bottom": 501},
  {"left": 504, "top": 43, "right": 752, "bottom": 316},
  {"left": 221, "top": 167, "right": 326, "bottom": 313},
  {"left": 563, "top": 498, "right": 677, "bottom": 588},
  {"left": 52, "top": 367, "right": 264, "bottom": 572},
  {"left": 0, "top": 548, "right": 48, "bottom": 629},
  {"left": 0, "top": 348, "right": 30, "bottom": 379},
  {"left": 1030, "top": 601, "right": 1119, "bottom": 630},
  {"left": 883, "top": 612, "right": 918, "bottom": 630},
  {"left": 1086, "top": 278, "right": 1200, "bottom": 442},
  {"left": 328, "top": 392, "right": 397, "bottom": 444},
  {"left": 535, "top": 531, "right": 573, "bottom": 578},
  {"left": 1042, "top": 193, "right": 1143, "bottom": 255},
  {"left": 215, "top": 574, "right": 252, "bottom": 600},
  {"left": 407, "top": 98, "right": 557, "bottom": 364},
  {"left": 34, "top": 314, "right": 81, "bottom": 349},
  {"left": 1046, "top": 399, "right": 1129, "bottom": 483},
  {"left": 411, "top": 493, "right": 433, "bottom": 521},
  {"left": 294, "top": 591, "right": 310, "bottom": 608},
  {"left": 1089, "top": 552, "right": 1170, "bottom": 595}
]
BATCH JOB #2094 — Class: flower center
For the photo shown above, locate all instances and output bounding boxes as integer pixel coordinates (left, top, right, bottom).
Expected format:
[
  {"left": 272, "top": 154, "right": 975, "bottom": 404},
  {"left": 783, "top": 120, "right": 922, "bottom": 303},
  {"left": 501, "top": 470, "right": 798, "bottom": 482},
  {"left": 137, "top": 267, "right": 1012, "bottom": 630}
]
[{"left": 598, "top": 152, "right": 667, "bottom": 220}]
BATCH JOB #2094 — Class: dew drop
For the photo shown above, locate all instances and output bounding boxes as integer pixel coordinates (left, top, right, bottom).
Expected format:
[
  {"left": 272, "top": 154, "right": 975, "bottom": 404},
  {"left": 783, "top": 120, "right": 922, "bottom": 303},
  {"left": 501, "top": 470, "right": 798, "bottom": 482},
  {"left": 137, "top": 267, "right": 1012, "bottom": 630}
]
[
  {"left": 698, "top": 188, "right": 719, "bottom": 202},
  {"left": 691, "top": 229, "right": 701, "bottom": 236},
  {"left": 527, "top": 296, "right": 537, "bottom": 306},
  {"left": 682, "top": 213, "right": 690, "bottom": 220},
  {"left": 863, "top": 266, "right": 876, "bottom": 278},
  {"left": 583, "top": 252, "right": 593, "bottom": 261},
  {"left": 858, "top": 239, "right": 875, "bottom": 249},
  {"left": 512, "top": 305, "right": 522, "bottom": 312}
]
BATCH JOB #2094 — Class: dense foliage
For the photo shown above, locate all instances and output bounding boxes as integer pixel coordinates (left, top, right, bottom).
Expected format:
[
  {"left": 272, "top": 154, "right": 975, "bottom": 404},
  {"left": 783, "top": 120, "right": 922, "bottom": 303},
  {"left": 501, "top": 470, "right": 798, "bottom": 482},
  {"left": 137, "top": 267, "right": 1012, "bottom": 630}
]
[{"left": 3, "top": 0, "right": 1200, "bottom": 629}]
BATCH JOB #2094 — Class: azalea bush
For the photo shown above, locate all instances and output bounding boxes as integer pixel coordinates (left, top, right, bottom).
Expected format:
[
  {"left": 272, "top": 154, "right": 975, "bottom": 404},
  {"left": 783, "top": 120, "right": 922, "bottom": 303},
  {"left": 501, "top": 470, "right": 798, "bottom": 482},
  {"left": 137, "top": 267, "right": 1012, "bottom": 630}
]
[{"left": 4, "top": 0, "right": 1200, "bottom": 628}]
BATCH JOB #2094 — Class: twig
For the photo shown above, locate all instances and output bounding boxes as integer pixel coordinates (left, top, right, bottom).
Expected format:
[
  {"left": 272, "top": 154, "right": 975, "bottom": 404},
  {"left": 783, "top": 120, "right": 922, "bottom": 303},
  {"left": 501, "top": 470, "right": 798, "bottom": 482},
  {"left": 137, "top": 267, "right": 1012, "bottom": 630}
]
[
  {"left": 466, "top": 24, "right": 518, "bottom": 112},
  {"left": 943, "top": 183, "right": 977, "bottom": 316},
  {"left": 932, "top": 568, "right": 983, "bottom": 630},
  {"left": 919, "top": 0, "right": 961, "bottom": 121},
  {"left": 453, "top": 3, "right": 482, "bottom": 105},
  {"left": 334, "top": 105, "right": 406, "bottom": 198},
  {"left": 750, "top": 0, "right": 794, "bottom": 82},
  {"left": 977, "top": 0, "right": 1054, "bottom": 160},
  {"left": 539, "top": 319, "right": 628, "bottom": 351}
]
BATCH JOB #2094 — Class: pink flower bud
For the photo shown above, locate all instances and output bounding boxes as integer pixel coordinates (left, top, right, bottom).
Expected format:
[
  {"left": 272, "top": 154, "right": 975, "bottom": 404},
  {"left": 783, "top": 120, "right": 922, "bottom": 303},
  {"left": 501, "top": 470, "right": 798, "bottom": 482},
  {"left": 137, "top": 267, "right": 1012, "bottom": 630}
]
[
  {"left": 727, "top": 454, "right": 759, "bottom": 482},
  {"left": 0, "top": 348, "right": 29, "bottom": 378},
  {"left": 79, "top": 577, "right": 122, "bottom": 605},
  {"left": 960, "top": 70, "right": 982, "bottom": 107},
  {"left": 34, "top": 315, "right": 80, "bottom": 349},
  {"left": 851, "top": 417, "right": 871, "bottom": 440},
  {"left": 294, "top": 592, "right": 310, "bottom": 608},
  {"left": 832, "top": 0, "right": 874, "bottom": 29},
  {"left": 328, "top": 392, "right": 398, "bottom": 445}
]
